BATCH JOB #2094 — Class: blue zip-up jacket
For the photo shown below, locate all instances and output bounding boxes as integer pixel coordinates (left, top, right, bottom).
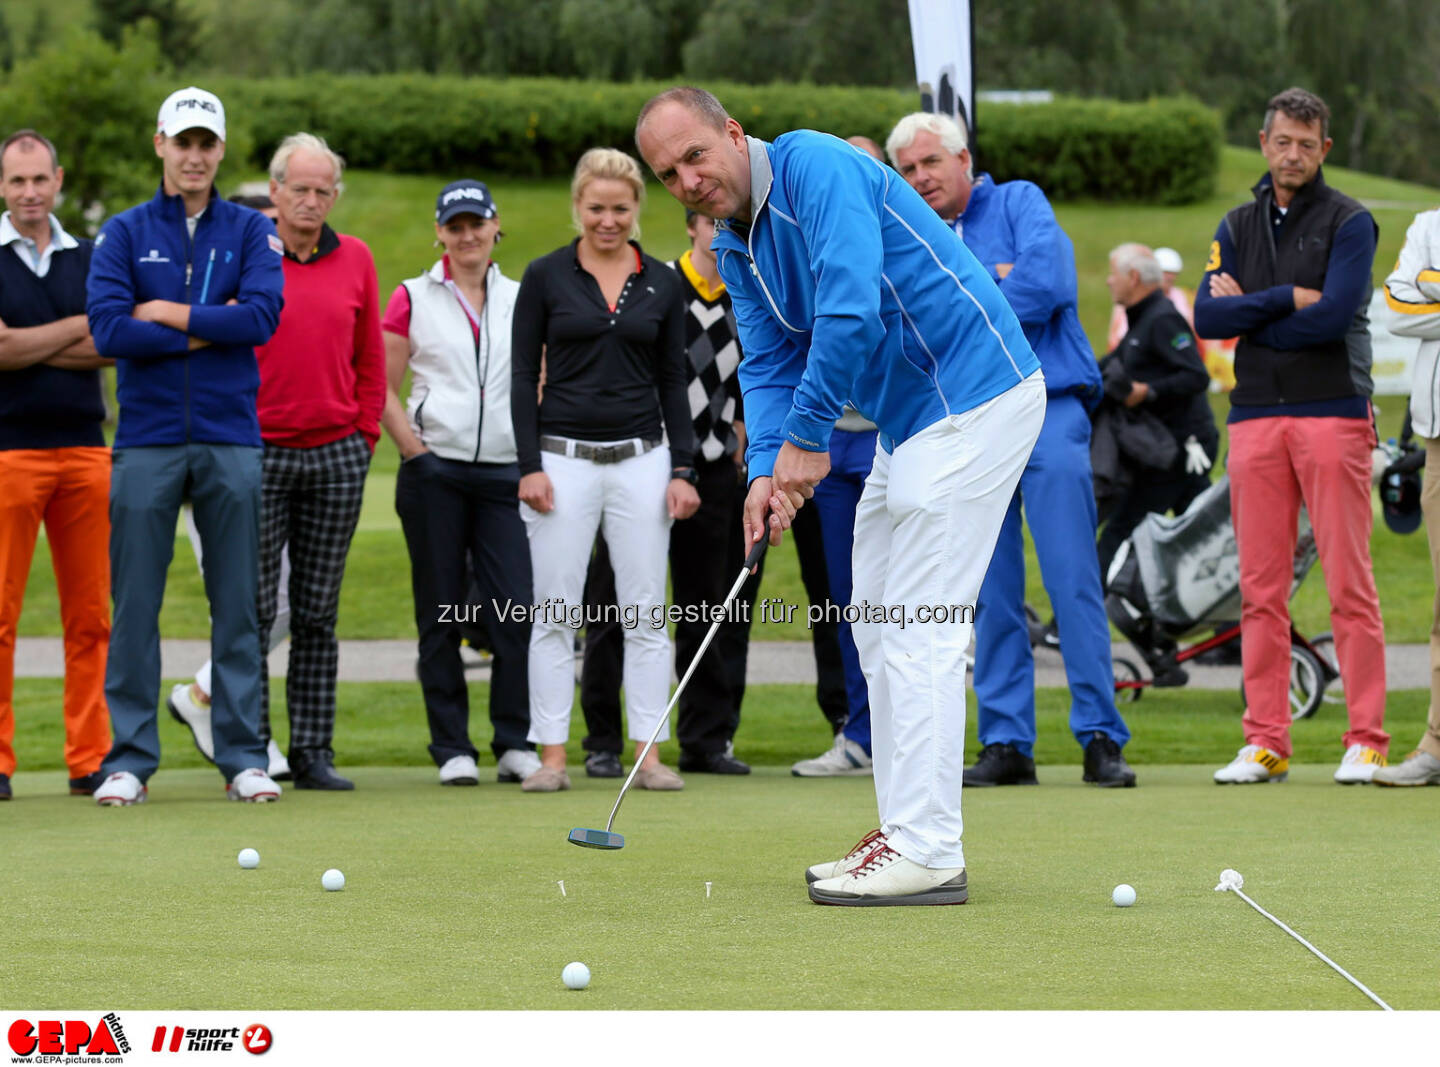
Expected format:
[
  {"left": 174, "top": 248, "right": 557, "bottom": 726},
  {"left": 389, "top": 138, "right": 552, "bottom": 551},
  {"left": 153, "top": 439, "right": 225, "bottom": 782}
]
[
  {"left": 712, "top": 132, "right": 1039, "bottom": 479},
  {"left": 956, "top": 174, "right": 1101, "bottom": 408},
  {"left": 87, "top": 185, "right": 285, "bottom": 448}
]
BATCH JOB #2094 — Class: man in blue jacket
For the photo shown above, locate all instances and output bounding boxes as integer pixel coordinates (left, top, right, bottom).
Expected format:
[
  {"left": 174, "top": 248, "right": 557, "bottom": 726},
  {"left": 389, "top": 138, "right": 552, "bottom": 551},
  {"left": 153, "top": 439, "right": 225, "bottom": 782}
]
[
  {"left": 889, "top": 112, "right": 1137, "bottom": 789},
  {"left": 638, "top": 87, "right": 1046, "bottom": 906},
  {"left": 87, "top": 87, "right": 286, "bottom": 806}
]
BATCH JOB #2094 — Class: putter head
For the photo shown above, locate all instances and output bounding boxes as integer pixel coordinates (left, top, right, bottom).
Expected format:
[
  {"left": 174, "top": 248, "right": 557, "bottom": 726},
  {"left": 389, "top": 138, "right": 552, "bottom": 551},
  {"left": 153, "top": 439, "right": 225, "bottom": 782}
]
[{"left": 568, "top": 827, "right": 625, "bottom": 850}]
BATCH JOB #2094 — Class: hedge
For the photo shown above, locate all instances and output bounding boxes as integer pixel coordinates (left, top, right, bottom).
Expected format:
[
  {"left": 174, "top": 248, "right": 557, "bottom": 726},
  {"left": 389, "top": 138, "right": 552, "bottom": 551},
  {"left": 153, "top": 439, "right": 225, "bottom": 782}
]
[{"left": 206, "top": 76, "right": 1220, "bottom": 204}]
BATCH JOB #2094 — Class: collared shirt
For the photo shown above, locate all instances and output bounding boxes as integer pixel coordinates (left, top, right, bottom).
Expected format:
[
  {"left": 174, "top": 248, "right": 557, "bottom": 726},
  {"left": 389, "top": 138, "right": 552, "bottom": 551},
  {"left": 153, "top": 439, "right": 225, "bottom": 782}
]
[{"left": 0, "top": 211, "right": 79, "bottom": 278}]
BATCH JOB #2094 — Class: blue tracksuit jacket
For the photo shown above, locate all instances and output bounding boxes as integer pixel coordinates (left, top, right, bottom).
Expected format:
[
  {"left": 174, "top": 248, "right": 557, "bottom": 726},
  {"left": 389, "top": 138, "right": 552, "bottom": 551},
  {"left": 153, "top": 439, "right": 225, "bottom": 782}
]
[{"left": 956, "top": 175, "right": 1100, "bottom": 406}]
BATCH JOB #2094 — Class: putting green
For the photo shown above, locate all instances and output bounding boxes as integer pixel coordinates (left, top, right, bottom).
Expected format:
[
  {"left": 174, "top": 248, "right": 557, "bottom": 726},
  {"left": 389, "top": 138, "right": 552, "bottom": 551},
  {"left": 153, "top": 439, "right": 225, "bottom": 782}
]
[{"left": 3, "top": 766, "right": 1434, "bottom": 1011}]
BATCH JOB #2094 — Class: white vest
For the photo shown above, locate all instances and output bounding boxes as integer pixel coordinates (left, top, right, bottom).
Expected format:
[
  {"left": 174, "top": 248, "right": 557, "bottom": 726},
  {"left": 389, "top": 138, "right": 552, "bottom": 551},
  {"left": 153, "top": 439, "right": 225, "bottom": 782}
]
[{"left": 403, "top": 260, "right": 519, "bottom": 463}]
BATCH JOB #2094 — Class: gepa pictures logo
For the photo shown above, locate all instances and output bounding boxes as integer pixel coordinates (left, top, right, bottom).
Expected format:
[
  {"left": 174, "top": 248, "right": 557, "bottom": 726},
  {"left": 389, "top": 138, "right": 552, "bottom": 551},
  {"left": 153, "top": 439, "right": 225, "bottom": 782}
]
[{"left": 7, "top": 1013, "right": 130, "bottom": 1058}]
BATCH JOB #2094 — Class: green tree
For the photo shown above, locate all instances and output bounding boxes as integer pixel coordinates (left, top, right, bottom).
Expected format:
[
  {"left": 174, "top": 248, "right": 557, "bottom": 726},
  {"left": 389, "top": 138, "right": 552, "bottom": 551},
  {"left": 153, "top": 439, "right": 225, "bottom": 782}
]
[
  {"left": 0, "top": 26, "right": 166, "bottom": 233},
  {"left": 0, "top": 11, "right": 13, "bottom": 74},
  {"left": 93, "top": 0, "right": 202, "bottom": 60}
]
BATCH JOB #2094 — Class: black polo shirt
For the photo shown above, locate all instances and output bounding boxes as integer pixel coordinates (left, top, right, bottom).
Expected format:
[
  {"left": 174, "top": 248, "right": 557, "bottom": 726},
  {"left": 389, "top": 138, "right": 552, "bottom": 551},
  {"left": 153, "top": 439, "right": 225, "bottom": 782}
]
[{"left": 510, "top": 239, "right": 694, "bottom": 475}]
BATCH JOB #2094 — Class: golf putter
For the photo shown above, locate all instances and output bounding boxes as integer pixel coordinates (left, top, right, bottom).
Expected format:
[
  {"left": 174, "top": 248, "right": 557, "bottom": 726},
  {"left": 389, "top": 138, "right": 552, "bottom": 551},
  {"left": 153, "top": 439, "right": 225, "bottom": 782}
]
[{"left": 569, "top": 515, "right": 773, "bottom": 849}]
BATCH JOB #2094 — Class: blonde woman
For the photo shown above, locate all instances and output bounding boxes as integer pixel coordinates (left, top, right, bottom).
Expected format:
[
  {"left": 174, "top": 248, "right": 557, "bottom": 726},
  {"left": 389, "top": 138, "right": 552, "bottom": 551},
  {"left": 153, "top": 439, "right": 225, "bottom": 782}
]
[{"left": 510, "top": 149, "right": 698, "bottom": 791}]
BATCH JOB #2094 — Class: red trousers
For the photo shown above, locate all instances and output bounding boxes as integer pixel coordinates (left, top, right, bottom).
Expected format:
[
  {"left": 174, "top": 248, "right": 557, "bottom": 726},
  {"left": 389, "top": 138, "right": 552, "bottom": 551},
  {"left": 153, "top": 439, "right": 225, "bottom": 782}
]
[
  {"left": 1228, "top": 416, "right": 1389, "bottom": 757},
  {"left": 0, "top": 447, "right": 112, "bottom": 778}
]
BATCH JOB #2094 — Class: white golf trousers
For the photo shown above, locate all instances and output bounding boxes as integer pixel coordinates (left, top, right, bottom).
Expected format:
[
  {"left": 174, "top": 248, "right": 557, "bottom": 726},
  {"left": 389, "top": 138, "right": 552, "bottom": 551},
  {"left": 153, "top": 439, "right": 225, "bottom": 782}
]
[
  {"left": 522, "top": 443, "right": 673, "bottom": 747},
  {"left": 852, "top": 373, "right": 1045, "bottom": 868}
]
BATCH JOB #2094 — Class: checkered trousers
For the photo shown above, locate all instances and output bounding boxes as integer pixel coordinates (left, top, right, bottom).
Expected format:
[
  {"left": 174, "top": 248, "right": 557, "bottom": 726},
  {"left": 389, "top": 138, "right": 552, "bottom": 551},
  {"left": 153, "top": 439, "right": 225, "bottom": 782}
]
[
  {"left": 256, "top": 431, "right": 371, "bottom": 752},
  {"left": 673, "top": 259, "right": 743, "bottom": 462}
]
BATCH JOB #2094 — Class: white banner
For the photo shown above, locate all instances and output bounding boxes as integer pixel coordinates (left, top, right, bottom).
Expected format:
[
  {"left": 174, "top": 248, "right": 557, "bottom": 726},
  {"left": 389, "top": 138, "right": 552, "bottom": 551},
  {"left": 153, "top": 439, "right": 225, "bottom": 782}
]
[{"left": 907, "top": 0, "right": 975, "bottom": 136}]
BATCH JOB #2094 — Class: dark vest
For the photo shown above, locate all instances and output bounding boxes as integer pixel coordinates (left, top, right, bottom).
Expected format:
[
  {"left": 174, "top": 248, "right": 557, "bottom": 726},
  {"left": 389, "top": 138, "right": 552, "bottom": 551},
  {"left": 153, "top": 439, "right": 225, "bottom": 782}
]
[
  {"left": 1224, "top": 172, "right": 1375, "bottom": 406},
  {"left": 0, "top": 238, "right": 105, "bottom": 449}
]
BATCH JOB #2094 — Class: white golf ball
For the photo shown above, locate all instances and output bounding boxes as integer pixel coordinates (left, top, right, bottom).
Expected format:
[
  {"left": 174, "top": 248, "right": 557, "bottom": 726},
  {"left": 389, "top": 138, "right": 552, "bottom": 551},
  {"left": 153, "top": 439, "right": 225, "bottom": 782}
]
[
  {"left": 1112, "top": 883, "right": 1137, "bottom": 907},
  {"left": 321, "top": 868, "right": 346, "bottom": 892},
  {"left": 237, "top": 848, "right": 260, "bottom": 869},
  {"left": 561, "top": 962, "right": 590, "bottom": 990}
]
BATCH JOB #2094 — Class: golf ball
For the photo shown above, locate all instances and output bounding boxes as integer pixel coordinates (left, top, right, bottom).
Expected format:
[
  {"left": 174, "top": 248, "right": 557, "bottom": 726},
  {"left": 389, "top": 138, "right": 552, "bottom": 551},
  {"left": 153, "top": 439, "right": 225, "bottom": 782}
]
[
  {"left": 237, "top": 848, "right": 260, "bottom": 869},
  {"left": 1112, "top": 883, "right": 1137, "bottom": 907},
  {"left": 562, "top": 962, "right": 590, "bottom": 990},
  {"left": 322, "top": 868, "right": 346, "bottom": 892}
]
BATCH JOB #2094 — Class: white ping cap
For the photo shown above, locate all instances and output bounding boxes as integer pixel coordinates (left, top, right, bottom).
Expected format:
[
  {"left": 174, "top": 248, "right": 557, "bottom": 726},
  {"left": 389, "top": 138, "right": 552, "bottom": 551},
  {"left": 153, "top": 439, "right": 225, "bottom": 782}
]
[{"left": 157, "top": 87, "right": 226, "bottom": 141}]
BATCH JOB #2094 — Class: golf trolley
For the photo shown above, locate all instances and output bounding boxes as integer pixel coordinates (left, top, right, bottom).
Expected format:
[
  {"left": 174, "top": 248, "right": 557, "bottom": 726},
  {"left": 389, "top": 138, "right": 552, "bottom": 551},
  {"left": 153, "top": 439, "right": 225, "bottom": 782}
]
[{"left": 1104, "top": 475, "right": 1339, "bottom": 719}]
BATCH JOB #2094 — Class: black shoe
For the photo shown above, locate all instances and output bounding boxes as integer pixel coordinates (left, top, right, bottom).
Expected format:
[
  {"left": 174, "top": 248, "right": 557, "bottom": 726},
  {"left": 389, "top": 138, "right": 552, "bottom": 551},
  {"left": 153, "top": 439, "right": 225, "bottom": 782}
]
[
  {"left": 678, "top": 749, "right": 752, "bottom": 775},
  {"left": 1083, "top": 733, "right": 1137, "bottom": 788},
  {"left": 292, "top": 750, "right": 355, "bottom": 791},
  {"left": 0, "top": 772, "right": 10, "bottom": 800},
  {"left": 963, "top": 743, "right": 1038, "bottom": 787},
  {"left": 584, "top": 751, "right": 624, "bottom": 779},
  {"left": 68, "top": 771, "right": 104, "bottom": 796}
]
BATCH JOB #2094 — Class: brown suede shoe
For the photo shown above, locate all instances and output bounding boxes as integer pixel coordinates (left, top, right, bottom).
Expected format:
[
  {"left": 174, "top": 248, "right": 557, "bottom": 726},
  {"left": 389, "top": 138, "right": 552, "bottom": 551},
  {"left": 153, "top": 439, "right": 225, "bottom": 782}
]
[
  {"left": 634, "top": 764, "right": 685, "bottom": 791},
  {"left": 521, "top": 766, "right": 572, "bottom": 792}
]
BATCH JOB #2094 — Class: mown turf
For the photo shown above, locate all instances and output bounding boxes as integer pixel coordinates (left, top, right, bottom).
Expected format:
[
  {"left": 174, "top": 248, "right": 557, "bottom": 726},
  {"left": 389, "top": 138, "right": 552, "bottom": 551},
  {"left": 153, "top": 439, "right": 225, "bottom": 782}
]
[
  {"left": 6, "top": 679, "right": 1434, "bottom": 773},
  {"left": 2, "top": 764, "right": 1435, "bottom": 1011}
]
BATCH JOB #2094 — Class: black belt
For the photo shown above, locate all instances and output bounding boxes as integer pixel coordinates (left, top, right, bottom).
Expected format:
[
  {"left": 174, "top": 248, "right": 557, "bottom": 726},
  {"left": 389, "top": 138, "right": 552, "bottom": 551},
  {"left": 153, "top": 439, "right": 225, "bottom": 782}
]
[{"left": 538, "top": 435, "right": 660, "bottom": 464}]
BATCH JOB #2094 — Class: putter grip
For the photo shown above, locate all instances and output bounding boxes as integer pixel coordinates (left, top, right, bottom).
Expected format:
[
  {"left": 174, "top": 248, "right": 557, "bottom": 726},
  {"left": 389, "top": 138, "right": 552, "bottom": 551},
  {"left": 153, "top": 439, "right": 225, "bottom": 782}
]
[{"left": 744, "top": 512, "right": 772, "bottom": 571}]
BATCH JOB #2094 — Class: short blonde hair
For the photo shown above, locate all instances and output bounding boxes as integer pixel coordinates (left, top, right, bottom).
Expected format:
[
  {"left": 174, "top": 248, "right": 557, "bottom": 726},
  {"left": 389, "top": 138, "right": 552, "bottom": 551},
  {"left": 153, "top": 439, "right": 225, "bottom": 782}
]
[{"left": 571, "top": 148, "right": 645, "bottom": 240}]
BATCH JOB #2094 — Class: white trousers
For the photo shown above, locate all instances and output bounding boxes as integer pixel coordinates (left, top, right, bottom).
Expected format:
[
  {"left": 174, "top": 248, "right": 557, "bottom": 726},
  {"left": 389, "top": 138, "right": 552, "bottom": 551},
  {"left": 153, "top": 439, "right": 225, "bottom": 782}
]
[
  {"left": 185, "top": 504, "right": 290, "bottom": 698},
  {"left": 522, "top": 444, "right": 673, "bottom": 746},
  {"left": 851, "top": 374, "right": 1046, "bottom": 868}
]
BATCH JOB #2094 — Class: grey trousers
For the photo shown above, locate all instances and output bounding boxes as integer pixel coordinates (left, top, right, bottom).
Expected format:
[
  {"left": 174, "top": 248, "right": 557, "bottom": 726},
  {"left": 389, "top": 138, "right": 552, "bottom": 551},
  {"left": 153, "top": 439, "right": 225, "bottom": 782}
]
[{"left": 102, "top": 443, "right": 267, "bottom": 782}]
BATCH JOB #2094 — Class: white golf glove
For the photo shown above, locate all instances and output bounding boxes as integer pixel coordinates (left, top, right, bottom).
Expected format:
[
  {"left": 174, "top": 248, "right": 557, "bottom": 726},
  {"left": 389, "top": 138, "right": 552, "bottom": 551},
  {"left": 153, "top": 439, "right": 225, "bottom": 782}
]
[{"left": 1184, "top": 435, "right": 1212, "bottom": 476}]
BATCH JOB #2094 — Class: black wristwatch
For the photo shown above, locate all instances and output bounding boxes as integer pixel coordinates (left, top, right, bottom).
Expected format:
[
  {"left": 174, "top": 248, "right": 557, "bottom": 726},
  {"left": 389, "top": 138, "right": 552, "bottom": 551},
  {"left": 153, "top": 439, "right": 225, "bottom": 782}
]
[{"left": 671, "top": 466, "right": 700, "bottom": 487}]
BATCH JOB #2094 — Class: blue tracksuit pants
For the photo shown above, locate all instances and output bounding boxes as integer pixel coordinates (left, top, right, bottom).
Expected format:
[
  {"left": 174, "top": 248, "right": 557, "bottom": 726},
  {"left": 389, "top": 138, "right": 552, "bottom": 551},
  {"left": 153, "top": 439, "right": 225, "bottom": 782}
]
[{"left": 972, "top": 393, "right": 1130, "bottom": 756}]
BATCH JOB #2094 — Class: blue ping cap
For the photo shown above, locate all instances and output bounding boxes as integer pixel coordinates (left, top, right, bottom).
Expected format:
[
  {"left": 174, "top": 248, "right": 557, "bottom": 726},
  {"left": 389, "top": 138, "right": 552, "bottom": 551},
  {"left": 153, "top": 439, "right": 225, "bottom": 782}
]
[{"left": 435, "top": 180, "right": 497, "bottom": 225}]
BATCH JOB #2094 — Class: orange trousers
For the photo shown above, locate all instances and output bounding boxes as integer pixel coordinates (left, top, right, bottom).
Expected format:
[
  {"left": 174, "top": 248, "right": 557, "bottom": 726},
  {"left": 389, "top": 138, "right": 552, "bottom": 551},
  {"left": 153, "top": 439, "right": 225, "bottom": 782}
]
[{"left": 0, "top": 447, "right": 112, "bottom": 779}]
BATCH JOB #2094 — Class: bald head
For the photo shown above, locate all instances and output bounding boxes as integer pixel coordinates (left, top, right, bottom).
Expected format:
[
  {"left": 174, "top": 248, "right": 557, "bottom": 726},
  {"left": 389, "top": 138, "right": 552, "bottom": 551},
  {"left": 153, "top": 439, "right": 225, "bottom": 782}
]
[{"left": 635, "top": 87, "right": 754, "bottom": 223}]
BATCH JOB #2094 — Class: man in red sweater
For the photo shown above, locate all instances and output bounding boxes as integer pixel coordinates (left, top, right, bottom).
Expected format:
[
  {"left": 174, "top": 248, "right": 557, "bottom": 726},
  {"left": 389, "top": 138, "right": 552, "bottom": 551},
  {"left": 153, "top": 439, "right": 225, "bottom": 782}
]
[{"left": 252, "top": 132, "right": 384, "bottom": 789}]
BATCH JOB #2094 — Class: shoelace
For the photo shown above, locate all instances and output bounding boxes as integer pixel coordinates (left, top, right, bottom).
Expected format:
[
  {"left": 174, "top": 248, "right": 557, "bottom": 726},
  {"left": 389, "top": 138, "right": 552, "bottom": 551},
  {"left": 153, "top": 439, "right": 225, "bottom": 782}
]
[
  {"left": 850, "top": 842, "right": 899, "bottom": 877},
  {"left": 842, "top": 828, "right": 886, "bottom": 860}
]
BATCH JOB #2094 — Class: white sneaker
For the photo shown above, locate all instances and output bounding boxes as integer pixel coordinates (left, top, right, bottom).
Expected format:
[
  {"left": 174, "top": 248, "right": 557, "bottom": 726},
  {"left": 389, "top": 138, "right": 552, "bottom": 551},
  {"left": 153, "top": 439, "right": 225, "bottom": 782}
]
[
  {"left": 227, "top": 768, "right": 281, "bottom": 803},
  {"left": 267, "top": 740, "right": 291, "bottom": 781},
  {"left": 1334, "top": 743, "right": 1386, "bottom": 784},
  {"left": 1214, "top": 744, "right": 1289, "bottom": 784},
  {"left": 791, "top": 733, "right": 873, "bottom": 777},
  {"left": 167, "top": 683, "right": 215, "bottom": 762},
  {"left": 1373, "top": 749, "right": 1440, "bottom": 786},
  {"left": 439, "top": 754, "right": 480, "bottom": 786},
  {"left": 94, "top": 771, "right": 146, "bottom": 807},
  {"left": 496, "top": 748, "right": 542, "bottom": 783},
  {"left": 805, "top": 828, "right": 886, "bottom": 884},
  {"left": 808, "top": 842, "right": 968, "bottom": 906}
]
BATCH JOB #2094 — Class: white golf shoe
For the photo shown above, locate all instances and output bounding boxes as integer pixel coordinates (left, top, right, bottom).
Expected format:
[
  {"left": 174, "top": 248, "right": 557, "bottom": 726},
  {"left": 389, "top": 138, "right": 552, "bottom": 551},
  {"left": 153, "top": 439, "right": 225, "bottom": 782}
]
[
  {"left": 1373, "top": 749, "right": 1440, "bottom": 786},
  {"left": 94, "top": 771, "right": 146, "bottom": 807},
  {"left": 167, "top": 683, "right": 215, "bottom": 762},
  {"left": 496, "top": 748, "right": 542, "bottom": 783},
  {"left": 438, "top": 755, "right": 480, "bottom": 786},
  {"left": 1333, "top": 743, "right": 1386, "bottom": 784},
  {"left": 804, "top": 828, "right": 887, "bottom": 884},
  {"left": 1214, "top": 744, "right": 1289, "bottom": 784},
  {"left": 791, "top": 733, "right": 873, "bottom": 777},
  {"left": 808, "top": 841, "right": 968, "bottom": 906},
  {"left": 267, "top": 740, "right": 291, "bottom": 781},
  {"left": 227, "top": 768, "right": 281, "bottom": 803}
]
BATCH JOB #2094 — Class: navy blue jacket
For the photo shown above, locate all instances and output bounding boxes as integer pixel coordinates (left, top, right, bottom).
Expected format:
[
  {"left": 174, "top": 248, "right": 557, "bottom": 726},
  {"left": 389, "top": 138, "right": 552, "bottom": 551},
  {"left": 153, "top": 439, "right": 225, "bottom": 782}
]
[{"left": 87, "top": 185, "right": 285, "bottom": 448}]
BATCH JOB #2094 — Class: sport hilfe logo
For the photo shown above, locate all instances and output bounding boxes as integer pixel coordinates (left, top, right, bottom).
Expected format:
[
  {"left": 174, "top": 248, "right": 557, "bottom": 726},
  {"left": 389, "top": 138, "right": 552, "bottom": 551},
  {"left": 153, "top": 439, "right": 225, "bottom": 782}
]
[
  {"left": 7, "top": 1014, "right": 131, "bottom": 1057},
  {"left": 151, "top": 1023, "right": 272, "bottom": 1054}
]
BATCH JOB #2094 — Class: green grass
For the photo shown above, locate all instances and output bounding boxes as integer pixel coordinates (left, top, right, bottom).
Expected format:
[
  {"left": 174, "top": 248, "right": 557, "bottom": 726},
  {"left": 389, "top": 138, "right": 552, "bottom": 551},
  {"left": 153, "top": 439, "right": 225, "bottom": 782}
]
[
  {"left": 7, "top": 679, "right": 1435, "bottom": 1011},
  {"left": 8, "top": 677, "right": 1433, "bottom": 774},
  {"left": 3, "top": 760, "right": 1436, "bottom": 1011}
]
